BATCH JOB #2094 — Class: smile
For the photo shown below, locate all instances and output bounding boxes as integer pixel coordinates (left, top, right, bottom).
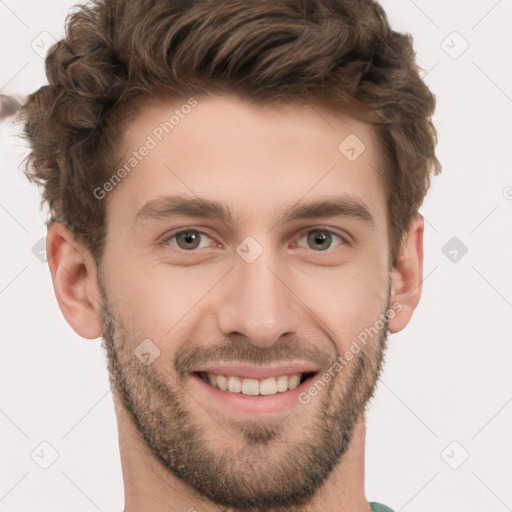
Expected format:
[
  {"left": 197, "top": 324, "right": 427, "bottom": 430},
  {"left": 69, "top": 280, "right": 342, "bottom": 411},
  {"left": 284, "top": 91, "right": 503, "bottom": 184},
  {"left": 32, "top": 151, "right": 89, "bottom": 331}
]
[
  {"left": 196, "top": 372, "right": 316, "bottom": 396},
  {"left": 190, "top": 362, "right": 321, "bottom": 413}
]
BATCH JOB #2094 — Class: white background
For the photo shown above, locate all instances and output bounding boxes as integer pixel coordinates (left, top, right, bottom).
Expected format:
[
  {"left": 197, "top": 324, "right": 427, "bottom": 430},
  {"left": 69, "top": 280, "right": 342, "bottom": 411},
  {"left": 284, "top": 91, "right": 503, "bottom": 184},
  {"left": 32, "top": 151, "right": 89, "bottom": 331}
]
[{"left": 1, "top": 0, "right": 511, "bottom": 511}]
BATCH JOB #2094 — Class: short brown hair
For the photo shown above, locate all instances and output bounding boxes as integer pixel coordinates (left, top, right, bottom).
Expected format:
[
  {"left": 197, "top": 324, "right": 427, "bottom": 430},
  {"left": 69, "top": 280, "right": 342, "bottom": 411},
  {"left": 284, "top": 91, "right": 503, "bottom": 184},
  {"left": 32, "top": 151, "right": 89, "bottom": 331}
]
[{"left": 20, "top": 0, "right": 441, "bottom": 267}]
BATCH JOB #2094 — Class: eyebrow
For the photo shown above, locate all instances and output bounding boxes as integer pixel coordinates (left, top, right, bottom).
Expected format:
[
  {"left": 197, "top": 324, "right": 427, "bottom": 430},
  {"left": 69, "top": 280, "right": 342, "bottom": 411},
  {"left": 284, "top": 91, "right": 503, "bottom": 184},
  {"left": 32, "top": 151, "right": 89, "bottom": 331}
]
[{"left": 133, "top": 193, "right": 375, "bottom": 229}]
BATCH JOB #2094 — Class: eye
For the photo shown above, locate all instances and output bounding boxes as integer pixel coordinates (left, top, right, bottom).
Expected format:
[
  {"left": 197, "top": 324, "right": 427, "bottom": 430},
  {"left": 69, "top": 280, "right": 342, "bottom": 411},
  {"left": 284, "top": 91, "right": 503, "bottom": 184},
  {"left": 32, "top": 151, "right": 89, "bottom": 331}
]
[
  {"left": 295, "top": 228, "right": 346, "bottom": 253},
  {"left": 160, "top": 227, "right": 347, "bottom": 254},
  {"left": 162, "top": 229, "right": 217, "bottom": 252}
]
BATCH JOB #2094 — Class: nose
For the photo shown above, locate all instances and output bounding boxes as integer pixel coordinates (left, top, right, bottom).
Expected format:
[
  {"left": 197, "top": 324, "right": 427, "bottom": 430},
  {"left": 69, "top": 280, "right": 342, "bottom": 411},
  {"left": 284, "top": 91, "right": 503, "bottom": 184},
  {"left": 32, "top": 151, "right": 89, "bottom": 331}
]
[{"left": 216, "top": 243, "right": 302, "bottom": 349}]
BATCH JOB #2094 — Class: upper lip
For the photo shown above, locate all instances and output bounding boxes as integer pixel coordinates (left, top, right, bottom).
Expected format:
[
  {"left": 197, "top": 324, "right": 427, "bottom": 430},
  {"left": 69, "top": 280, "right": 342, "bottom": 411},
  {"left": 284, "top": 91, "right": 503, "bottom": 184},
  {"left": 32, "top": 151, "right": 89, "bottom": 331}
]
[{"left": 192, "top": 363, "right": 319, "bottom": 379}]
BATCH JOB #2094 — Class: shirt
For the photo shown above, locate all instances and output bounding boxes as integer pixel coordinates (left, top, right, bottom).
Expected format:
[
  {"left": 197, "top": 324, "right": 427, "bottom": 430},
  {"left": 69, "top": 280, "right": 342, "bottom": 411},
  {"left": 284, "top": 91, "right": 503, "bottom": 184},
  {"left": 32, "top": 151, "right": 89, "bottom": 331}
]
[
  {"left": 370, "top": 502, "right": 396, "bottom": 512},
  {"left": 119, "top": 502, "right": 395, "bottom": 511}
]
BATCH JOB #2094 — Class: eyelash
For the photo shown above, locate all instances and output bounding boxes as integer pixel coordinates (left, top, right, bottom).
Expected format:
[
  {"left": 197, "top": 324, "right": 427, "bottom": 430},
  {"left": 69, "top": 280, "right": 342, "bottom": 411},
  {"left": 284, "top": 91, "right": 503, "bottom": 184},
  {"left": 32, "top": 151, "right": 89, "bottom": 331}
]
[{"left": 159, "top": 227, "right": 349, "bottom": 256}]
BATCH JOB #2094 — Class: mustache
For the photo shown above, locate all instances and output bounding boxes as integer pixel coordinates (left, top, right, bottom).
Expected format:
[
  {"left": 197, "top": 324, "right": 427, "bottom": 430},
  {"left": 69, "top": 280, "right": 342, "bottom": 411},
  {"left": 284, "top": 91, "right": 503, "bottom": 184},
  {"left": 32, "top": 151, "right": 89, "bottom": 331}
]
[{"left": 174, "top": 336, "right": 335, "bottom": 378}]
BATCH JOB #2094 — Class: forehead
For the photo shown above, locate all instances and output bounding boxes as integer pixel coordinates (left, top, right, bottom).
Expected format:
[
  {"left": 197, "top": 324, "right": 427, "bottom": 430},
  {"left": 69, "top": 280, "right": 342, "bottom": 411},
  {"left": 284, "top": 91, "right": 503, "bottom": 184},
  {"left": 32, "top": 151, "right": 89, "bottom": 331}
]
[{"left": 107, "top": 93, "right": 388, "bottom": 231}]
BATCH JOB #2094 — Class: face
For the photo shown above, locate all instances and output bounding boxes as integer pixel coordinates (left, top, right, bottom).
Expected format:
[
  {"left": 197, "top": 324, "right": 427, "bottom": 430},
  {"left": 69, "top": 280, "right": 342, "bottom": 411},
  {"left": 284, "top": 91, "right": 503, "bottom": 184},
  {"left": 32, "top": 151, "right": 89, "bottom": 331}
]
[{"left": 96, "top": 94, "right": 396, "bottom": 509}]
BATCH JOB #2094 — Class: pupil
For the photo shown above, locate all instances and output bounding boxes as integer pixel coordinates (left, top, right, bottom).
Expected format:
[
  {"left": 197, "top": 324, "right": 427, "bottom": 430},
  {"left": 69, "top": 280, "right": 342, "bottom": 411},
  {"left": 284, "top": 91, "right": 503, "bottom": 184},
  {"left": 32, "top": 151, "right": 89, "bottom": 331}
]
[
  {"left": 309, "top": 231, "right": 331, "bottom": 251},
  {"left": 179, "top": 231, "right": 199, "bottom": 249}
]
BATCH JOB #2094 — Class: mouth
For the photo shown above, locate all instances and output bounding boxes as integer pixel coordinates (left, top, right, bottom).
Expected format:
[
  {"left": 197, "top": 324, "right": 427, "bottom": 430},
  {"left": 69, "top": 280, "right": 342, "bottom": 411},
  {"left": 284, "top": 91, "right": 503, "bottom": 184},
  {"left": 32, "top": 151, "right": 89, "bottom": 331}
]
[
  {"left": 194, "top": 371, "right": 317, "bottom": 396},
  {"left": 189, "top": 364, "right": 321, "bottom": 415}
]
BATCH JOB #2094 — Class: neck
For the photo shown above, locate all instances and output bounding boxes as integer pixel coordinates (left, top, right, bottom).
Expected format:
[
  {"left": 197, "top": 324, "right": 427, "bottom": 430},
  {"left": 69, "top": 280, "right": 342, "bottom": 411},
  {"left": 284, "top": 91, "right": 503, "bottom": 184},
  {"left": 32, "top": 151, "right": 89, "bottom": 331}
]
[{"left": 114, "top": 394, "right": 371, "bottom": 512}]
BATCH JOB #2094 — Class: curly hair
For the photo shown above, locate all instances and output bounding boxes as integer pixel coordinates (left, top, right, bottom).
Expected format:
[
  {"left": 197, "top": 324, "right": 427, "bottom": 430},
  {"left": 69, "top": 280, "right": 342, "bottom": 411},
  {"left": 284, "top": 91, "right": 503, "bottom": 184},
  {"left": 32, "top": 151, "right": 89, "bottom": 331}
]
[{"left": 20, "top": 0, "right": 441, "bottom": 267}]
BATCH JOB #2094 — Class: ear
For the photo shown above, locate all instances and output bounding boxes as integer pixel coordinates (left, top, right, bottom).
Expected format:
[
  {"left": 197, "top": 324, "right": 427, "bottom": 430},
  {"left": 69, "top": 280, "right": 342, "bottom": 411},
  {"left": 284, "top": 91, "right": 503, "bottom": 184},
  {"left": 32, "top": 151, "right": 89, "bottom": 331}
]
[
  {"left": 388, "top": 213, "right": 424, "bottom": 333},
  {"left": 46, "top": 222, "right": 103, "bottom": 339}
]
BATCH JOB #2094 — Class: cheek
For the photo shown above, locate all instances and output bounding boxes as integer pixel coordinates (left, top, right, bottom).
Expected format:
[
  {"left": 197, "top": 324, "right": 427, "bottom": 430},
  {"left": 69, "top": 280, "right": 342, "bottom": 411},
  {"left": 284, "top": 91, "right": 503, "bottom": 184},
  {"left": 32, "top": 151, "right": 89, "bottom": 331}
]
[
  {"left": 104, "top": 260, "right": 221, "bottom": 339},
  {"left": 292, "top": 263, "right": 389, "bottom": 352},
  {"left": 102, "top": 233, "right": 389, "bottom": 349}
]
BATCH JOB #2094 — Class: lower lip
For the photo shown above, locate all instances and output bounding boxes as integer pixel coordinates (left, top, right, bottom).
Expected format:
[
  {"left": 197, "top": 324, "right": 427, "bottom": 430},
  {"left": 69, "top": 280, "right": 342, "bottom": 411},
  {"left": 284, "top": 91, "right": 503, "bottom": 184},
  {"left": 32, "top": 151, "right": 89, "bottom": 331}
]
[{"left": 191, "top": 374, "right": 317, "bottom": 414}]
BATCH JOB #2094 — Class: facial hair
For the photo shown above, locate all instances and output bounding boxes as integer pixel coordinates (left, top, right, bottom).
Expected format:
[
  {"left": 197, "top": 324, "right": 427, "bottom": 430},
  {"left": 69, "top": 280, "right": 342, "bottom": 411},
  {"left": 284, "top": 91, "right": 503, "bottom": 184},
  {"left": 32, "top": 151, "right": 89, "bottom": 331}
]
[{"left": 98, "top": 274, "right": 391, "bottom": 512}]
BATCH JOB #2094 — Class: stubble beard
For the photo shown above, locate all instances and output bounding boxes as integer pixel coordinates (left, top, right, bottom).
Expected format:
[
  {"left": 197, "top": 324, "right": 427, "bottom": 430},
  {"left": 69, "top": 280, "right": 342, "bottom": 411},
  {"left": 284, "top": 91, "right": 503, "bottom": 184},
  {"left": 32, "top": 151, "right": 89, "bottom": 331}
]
[{"left": 98, "top": 276, "right": 391, "bottom": 512}]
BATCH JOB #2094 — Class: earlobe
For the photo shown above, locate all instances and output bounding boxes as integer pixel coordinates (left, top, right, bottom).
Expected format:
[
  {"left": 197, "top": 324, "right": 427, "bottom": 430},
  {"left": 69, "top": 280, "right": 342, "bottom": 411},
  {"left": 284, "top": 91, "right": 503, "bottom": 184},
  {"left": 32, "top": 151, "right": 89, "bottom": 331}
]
[
  {"left": 46, "top": 222, "right": 103, "bottom": 339},
  {"left": 388, "top": 214, "right": 424, "bottom": 334}
]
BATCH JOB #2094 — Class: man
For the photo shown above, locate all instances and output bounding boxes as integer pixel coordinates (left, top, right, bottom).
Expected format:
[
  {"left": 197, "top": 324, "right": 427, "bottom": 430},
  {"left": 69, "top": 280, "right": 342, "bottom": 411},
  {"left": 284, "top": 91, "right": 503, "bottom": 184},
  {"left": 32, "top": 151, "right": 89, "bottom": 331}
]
[{"left": 20, "top": 0, "right": 441, "bottom": 510}]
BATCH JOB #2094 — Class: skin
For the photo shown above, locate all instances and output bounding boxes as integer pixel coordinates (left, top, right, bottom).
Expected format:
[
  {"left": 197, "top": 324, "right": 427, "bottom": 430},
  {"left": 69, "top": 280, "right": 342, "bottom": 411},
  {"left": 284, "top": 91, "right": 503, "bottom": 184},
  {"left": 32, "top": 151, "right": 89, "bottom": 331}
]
[{"left": 46, "top": 93, "right": 424, "bottom": 512}]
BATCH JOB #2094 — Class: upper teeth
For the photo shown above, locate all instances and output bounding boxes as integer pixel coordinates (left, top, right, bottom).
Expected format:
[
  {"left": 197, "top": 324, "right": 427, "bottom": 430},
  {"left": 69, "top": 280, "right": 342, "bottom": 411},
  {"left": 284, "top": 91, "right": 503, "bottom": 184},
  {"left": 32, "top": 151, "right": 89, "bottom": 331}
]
[{"left": 202, "top": 373, "right": 302, "bottom": 395}]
